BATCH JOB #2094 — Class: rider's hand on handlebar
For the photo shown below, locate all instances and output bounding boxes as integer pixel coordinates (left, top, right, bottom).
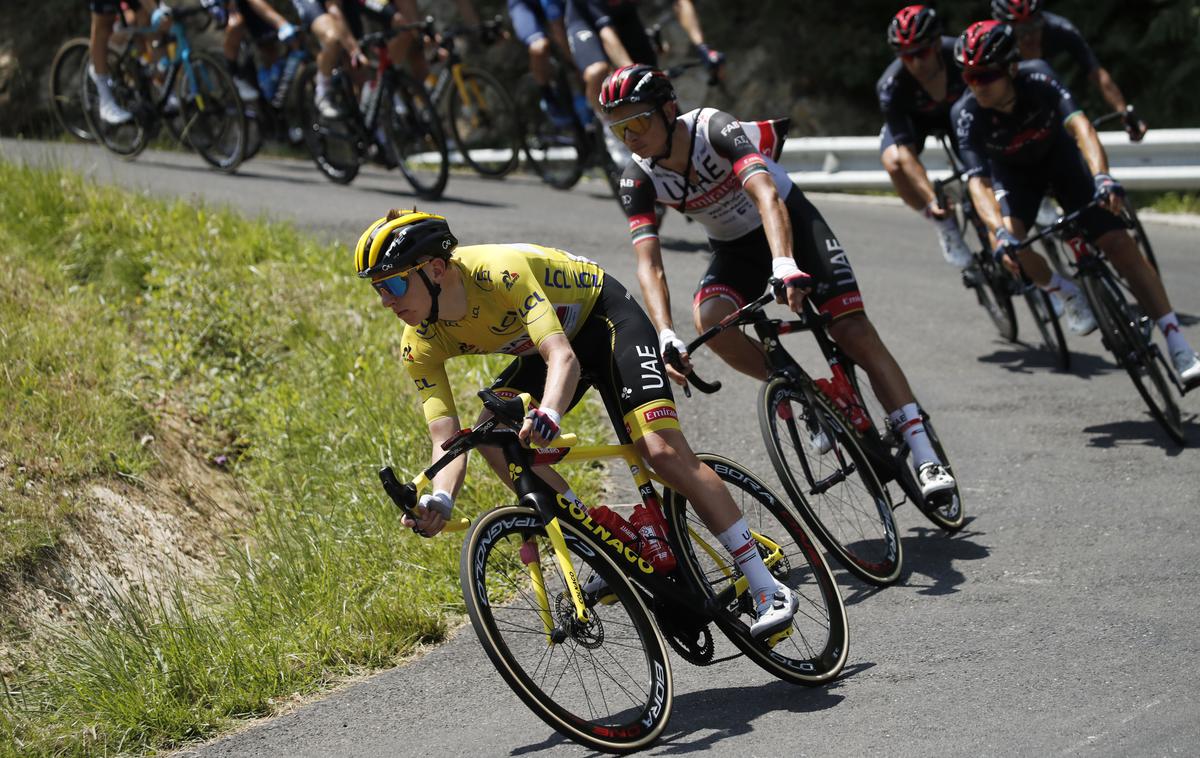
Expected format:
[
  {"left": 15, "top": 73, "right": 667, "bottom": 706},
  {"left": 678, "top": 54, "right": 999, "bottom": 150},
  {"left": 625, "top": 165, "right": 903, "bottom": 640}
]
[
  {"left": 1123, "top": 105, "right": 1147, "bottom": 143},
  {"left": 771, "top": 257, "right": 813, "bottom": 314},
  {"left": 349, "top": 49, "right": 369, "bottom": 69},
  {"left": 519, "top": 407, "right": 561, "bottom": 448},
  {"left": 659, "top": 328, "right": 692, "bottom": 387},
  {"left": 277, "top": 22, "right": 298, "bottom": 43},
  {"left": 1093, "top": 172, "right": 1125, "bottom": 215},
  {"left": 923, "top": 198, "right": 952, "bottom": 221},
  {"left": 696, "top": 43, "right": 726, "bottom": 81},
  {"left": 402, "top": 490, "right": 452, "bottom": 537},
  {"left": 992, "top": 228, "right": 1022, "bottom": 274}
]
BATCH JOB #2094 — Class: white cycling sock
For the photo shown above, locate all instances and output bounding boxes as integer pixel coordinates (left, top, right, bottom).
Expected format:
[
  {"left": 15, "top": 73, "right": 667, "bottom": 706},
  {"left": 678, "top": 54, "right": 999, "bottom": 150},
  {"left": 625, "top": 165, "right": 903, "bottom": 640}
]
[
  {"left": 314, "top": 72, "right": 331, "bottom": 101},
  {"left": 889, "top": 402, "right": 939, "bottom": 468},
  {"left": 1041, "top": 272, "right": 1080, "bottom": 299},
  {"left": 716, "top": 519, "right": 778, "bottom": 603},
  {"left": 1157, "top": 312, "right": 1193, "bottom": 356}
]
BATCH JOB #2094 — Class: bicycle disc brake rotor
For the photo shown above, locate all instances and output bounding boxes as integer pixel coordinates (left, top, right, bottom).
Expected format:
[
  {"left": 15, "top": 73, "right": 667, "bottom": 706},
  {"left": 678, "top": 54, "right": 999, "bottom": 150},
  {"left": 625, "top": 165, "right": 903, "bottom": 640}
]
[{"left": 554, "top": 592, "right": 604, "bottom": 649}]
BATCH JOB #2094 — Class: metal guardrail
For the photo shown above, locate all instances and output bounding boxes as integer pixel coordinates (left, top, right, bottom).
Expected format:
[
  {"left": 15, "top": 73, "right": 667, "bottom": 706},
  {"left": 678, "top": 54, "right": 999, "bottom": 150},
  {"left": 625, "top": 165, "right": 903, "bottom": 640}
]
[{"left": 780, "top": 128, "right": 1200, "bottom": 192}]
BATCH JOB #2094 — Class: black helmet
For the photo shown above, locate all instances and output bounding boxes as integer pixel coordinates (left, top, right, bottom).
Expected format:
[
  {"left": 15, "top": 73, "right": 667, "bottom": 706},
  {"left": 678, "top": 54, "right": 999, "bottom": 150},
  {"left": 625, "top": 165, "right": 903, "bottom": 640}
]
[
  {"left": 888, "top": 5, "right": 941, "bottom": 50},
  {"left": 354, "top": 210, "right": 457, "bottom": 279},
  {"left": 955, "top": 20, "right": 1019, "bottom": 68},
  {"left": 991, "top": 0, "right": 1044, "bottom": 23},
  {"left": 598, "top": 64, "right": 676, "bottom": 114}
]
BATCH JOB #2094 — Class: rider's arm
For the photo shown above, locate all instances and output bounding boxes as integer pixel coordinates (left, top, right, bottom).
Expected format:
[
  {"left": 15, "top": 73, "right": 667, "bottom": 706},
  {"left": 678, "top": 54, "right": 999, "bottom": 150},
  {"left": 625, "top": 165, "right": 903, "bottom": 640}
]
[
  {"left": 532, "top": 333, "right": 580, "bottom": 417},
  {"left": 954, "top": 101, "right": 1005, "bottom": 236},
  {"left": 1089, "top": 66, "right": 1128, "bottom": 115},
  {"left": 598, "top": 26, "right": 633, "bottom": 68},
  {"left": 619, "top": 164, "right": 674, "bottom": 333},
  {"left": 427, "top": 414, "right": 468, "bottom": 497},
  {"left": 671, "top": 0, "right": 706, "bottom": 47},
  {"left": 1065, "top": 112, "right": 1108, "bottom": 177},
  {"left": 967, "top": 175, "right": 1005, "bottom": 237}
]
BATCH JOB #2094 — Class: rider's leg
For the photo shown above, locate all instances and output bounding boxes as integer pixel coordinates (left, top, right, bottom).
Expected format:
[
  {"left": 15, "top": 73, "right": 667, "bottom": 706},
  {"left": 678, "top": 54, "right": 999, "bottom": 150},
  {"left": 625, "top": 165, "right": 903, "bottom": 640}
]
[
  {"left": 89, "top": 11, "right": 116, "bottom": 76},
  {"left": 88, "top": 9, "right": 134, "bottom": 124},
  {"left": 881, "top": 137, "right": 970, "bottom": 269},
  {"left": 387, "top": 0, "right": 429, "bottom": 81},
  {"left": 311, "top": 14, "right": 342, "bottom": 79}
]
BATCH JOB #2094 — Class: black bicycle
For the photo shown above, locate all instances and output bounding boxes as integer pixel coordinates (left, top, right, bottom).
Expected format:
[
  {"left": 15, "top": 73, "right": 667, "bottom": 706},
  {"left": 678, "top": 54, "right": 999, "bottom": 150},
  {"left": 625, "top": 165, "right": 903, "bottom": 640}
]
[
  {"left": 1018, "top": 201, "right": 1188, "bottom": 445},
  {"left": 667, "top": 280, "right": 966, "bottom": 586},
  {"left": 297, "top": 23, "right": 449, "bottom": 198},
  {"left": 934, "top": 136, "right": 1069, "bottom": 370},
  {"left": 380, "top": 389, "right": 848, "bottom": 753}
]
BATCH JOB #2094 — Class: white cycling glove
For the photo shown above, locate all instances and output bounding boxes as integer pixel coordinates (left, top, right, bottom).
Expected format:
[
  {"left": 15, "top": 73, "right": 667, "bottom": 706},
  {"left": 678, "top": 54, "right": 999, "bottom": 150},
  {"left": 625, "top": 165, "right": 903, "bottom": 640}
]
[
  {"left": 659, "top": 328, "right": 688, "bottom": 361},
  {"left": 420, "top": 489, "right": 454, "bottom": 519}
]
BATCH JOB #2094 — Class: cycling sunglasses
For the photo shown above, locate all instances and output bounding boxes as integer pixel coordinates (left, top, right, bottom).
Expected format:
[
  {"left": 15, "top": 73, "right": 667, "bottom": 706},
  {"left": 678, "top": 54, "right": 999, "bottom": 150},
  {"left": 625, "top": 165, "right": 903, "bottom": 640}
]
[
  {"left": 372, "top": 259, "right": 432, "bottom": 298},
  {"left": 608, "top": 109, "right": 657, "bottom": 142},
  {"left": 898, "top": 44, "right": 935, "bottom": 62},
  {"left": 963, "top": 67, "right": 1007, "bottom": 87}
]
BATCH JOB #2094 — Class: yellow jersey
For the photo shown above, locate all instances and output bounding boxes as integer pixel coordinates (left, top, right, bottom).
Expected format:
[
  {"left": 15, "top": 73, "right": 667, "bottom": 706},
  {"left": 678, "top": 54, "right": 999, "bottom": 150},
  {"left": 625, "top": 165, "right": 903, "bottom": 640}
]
[{"left": 402, "top": 243, "right": 606, "bottom": 424}]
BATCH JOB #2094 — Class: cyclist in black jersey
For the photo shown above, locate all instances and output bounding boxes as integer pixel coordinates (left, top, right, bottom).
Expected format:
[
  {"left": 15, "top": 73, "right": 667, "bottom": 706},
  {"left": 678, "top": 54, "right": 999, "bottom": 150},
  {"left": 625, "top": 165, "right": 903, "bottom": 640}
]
[
  {"left": 991, "top": 0, "right": 1146, "bottom": 141},
  {"left": 600, "top": 64, "right": 958, "bottom": 499},
  {"left": 876, "top": 5, "right": 972, "bottom": 271},
  {"left": 952, "top": 21, "right": 1199, "bottom": 387},
  {"left": 506, "top": 0, "right": 581, "bottom": 128},
  {"left": 355, "top": 209, "right": 802, "bottom": 638}
]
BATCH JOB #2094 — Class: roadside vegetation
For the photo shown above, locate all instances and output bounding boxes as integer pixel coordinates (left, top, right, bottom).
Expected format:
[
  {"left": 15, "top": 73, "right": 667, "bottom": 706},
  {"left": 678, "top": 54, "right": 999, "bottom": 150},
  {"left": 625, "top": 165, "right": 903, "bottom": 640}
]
[{"left": 0, "top": 159, "right": 606, "bottom": 757}]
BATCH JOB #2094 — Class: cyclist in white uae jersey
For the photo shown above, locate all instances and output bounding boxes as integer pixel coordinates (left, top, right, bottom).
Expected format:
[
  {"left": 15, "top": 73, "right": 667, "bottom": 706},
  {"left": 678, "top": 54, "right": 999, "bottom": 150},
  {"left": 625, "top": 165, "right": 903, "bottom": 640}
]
[{"left": 601, "top": 64, "right": 957, "bottom": 499}]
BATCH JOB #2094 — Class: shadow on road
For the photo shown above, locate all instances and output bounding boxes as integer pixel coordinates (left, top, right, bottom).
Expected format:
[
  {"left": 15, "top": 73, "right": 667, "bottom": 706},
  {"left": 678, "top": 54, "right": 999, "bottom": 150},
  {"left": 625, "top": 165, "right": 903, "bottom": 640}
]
[
  {"left": 977, "top": 345, "right": 1113, "bottom": 377},
  {"left": 660, "top": 237, "right": 711, "bottom": 254},
  {"left": 1083, "top": 414, "right": 1195, "bottom": 453},
  {"left": 837, "top": 521, "right": 989, "bottom": 603}
]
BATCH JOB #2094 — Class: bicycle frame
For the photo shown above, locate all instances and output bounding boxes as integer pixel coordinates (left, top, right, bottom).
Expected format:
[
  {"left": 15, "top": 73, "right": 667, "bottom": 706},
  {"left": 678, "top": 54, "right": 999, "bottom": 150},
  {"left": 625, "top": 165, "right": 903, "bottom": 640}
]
[
  {"left": 383, "top": 391, "right": 785, "bottom": 640},
  {"left": 110, "top": 10, "right": 217, "bottom": 122}
]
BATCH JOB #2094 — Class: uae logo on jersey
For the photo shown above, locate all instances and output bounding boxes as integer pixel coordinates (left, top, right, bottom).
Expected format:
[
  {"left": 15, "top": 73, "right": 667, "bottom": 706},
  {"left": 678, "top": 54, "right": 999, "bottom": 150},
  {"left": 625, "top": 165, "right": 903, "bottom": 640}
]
[{"left": 502, "top": 270, "right": 520, "bottom": 290}]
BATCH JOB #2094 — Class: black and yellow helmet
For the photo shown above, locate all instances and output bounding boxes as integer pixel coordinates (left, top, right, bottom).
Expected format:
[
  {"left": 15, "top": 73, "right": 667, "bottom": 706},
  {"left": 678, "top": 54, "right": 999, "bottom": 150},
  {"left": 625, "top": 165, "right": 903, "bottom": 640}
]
[{"left": 354, "top": 210, "right": 458, "bottom": 279}]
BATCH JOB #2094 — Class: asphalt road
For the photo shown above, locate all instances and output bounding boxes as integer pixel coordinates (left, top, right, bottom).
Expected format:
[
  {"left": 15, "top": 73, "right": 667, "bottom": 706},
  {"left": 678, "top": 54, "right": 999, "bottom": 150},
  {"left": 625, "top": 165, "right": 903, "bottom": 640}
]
[{"left": 5, "top": 139, "right": 1199, "bottom": 757}]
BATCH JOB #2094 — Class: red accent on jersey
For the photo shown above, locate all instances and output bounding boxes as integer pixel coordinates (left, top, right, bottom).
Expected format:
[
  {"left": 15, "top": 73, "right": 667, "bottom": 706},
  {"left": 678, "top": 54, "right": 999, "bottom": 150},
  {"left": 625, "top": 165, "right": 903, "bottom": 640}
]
[
  {"left": 818, "top": 291, "right": 866, "bottom": 320},
  {"left": 642, "top": 405, "right": 679, "bottom": 423},
  {"left": 733, "top": 153, "right": 768, "bottom": 177}
]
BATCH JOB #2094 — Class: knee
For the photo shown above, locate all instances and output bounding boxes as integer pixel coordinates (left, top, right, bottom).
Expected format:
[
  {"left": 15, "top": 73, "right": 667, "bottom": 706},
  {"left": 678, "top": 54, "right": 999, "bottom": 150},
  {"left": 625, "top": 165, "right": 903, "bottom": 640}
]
[
  {"left": 528, "top": 37, "right": 550, "bottom": 59},
  {"left": 880, "top": 146, "right": 902, "bottom": 175},
  {"left": 584, "top": 62, "right": 609, "bottom": 88},
  {"left": 829, "top": 314, "right": 876, "bottom": 349}
]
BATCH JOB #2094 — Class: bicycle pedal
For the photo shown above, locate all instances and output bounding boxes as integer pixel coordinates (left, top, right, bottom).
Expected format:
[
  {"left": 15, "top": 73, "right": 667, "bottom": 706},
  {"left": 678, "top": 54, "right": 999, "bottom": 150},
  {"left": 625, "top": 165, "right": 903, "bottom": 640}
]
[{"left": 765, "top": 625, "right": 794, "bottom": 648}]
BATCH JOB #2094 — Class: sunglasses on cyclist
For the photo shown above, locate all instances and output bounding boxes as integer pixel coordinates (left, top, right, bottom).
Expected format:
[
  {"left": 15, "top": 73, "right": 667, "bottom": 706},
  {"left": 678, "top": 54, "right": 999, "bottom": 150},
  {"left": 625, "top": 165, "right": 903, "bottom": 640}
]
[
  {"left": 963, "top": 67, "right": 1007, "bottom": 87},
  {"left": 608, "top": 109, "right": 657, "bottom": 142},
  {"left": 371, "top": 259, "right": 432, "bottom": 298},
  {"left": 898, "top": 44, "right": 935, "bottom": 62}
]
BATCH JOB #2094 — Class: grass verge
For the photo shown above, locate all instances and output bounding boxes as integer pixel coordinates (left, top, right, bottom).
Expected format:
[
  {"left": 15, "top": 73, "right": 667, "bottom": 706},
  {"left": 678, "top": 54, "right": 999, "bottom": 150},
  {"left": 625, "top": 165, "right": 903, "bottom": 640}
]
[{"left": 0, "top": 158, "right": 607, "bottom": 756}]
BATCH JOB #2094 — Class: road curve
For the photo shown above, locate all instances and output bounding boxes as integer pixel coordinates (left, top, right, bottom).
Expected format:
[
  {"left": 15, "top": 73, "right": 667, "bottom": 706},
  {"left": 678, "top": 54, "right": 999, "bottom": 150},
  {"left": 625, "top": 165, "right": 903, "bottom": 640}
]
[{"left": 5, "top": 140, "right": 1199, "bottom": 758}]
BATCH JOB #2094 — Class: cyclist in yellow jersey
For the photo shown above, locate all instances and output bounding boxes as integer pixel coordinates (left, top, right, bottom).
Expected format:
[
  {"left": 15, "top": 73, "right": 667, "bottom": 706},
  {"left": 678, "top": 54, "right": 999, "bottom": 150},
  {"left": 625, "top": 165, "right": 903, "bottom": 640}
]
[{"left": 356, "top": 209, "right": 801, "bottom": 638}]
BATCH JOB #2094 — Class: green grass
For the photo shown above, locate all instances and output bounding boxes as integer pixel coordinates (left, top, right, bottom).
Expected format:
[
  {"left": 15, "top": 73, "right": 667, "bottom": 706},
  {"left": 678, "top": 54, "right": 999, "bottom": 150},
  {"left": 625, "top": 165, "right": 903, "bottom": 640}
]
[
  {"left": 0, "top": 158, "right": 607, "bottom": 756},
  {"left": 1129, "top": 190, "right": 1200, "bottom": 216}
]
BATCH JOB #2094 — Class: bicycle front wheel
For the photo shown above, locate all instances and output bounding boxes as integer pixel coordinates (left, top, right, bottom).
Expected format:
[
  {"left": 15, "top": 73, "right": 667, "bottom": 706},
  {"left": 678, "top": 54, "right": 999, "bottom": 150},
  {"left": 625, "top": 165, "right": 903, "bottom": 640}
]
[
  {"left": 176, "top": 51, "right": 247, "bottom": 173},
  {"left": 976, "top": 261, "right": 1018, "bottom": 342},
  {"left": 82, "top": 50, "right": 151, "bottom": 158},
  {"left": 461, "top": 505, "right": 672, "bottom": 754},
  {"left": 1083, "top": 274, "right": 1185, "bottom": 445},
  {"left": 1022, "top": 285, "right": 1070, "bottom": 371},
  {"left": 49, "top": 38, "right": 94, "bottom": 142},
  {"left": 517, "top": 72, "right": 586, "bottom": 190},
  {"left": 665, "top": 454, "right": 849, "bottom": 685},
  {"left": 760, "top": 375, "right": 900, "bottom": 585},
  {"left": 295, "top": 65, "right": 361, "bottom": 184},
  {"left": 448, "top": 67, "right": 521, "bottom": 177},
  {"left": 385, "top": 72, "right": 450, "bottom": 199}
]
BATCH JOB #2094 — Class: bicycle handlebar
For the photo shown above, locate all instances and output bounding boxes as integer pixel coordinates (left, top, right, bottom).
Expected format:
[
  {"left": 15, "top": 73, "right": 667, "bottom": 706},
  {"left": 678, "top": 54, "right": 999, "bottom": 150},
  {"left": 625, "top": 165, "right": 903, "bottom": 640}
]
[{"left": 1015, "top": 198, "right": 1104, "bottom": 251}]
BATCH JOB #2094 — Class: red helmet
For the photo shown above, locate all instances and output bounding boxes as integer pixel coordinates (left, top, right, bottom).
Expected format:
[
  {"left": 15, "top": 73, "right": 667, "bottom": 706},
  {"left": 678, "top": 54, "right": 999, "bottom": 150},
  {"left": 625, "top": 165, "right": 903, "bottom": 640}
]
[
  {"left": 991, "top": 0, "right": 1044, "bottom": 23},
  {"left": 598, "top": 64, "right": 676, "bottom": 114},
  {"left": 888, "top": 5, "right": 941, "bottom": 50},
  {"left": 955, "top": 20, "right": 1019, "bottom": 68}
]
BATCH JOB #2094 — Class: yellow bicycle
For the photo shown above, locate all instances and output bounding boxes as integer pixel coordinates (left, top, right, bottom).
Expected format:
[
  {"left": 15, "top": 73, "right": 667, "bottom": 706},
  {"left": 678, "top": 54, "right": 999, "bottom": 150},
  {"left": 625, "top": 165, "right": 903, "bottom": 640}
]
[{"left": 381, "top": 389, "right": 848, "bottom": 753}]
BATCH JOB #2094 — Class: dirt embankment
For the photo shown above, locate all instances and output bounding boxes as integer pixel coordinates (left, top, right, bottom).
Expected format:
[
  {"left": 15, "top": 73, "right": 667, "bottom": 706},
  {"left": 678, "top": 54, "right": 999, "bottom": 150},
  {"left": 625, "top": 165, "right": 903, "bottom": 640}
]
[{"left": 0, "top": 413, "right": 255, "bottom": 674}]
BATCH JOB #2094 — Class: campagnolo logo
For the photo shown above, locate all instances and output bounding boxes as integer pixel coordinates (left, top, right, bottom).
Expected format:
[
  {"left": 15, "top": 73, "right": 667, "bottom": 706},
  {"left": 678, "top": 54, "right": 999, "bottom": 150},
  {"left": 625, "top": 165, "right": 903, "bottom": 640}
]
[
  {"left": 473, "top": 514, "right": 542, "bottom": 607},
  {"left": 555, "top": 494, "right": 654, "bottom": 574}
]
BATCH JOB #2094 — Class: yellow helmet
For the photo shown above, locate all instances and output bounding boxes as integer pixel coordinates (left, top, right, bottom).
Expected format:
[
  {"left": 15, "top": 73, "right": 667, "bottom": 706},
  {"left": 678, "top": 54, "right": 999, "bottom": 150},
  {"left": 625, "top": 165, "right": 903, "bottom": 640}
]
[{"left": 353, "top": 210, "right": 457, "bottom": 279}]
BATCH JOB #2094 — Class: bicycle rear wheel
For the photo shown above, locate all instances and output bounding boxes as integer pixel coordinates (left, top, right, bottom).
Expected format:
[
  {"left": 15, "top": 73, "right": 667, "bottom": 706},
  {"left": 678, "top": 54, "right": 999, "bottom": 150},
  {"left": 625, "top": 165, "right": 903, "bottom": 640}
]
[
  {"left": 759, "top": 375, "right": 900, "bottom": 585},
  {"left": 664, "top": 454, "right": 849, "bottom": 685},
  {"left": 385, "top": 72, "right": 450, "bottom": 199},
  {"left": 49, "top": 38, "right": 94, "bottom": 142},
  {"left": 461, "top": 505, "right": 672, "bottom": 754},
  {"left": 448, "top": 67, "right": 521, "bottom": 177},
  {"left": 847, "top": 367, "right": 967, "bottom": 533},
  {"left": 82, "top": 50, "right": 152, "bottom": 159},
  {"left": 1083, "top": 274, "right": 1185, "bottom": 445},
  {"left": 296, "top": 65, "right": 361, "bottom": 184},
  {"left": 176, "top": 51, "right": 247, "bottom": 173},
  {"left": 975, "top": 260, "right": 1018, "bottom": 342},
  {"left": 1022, "top": 285, "right": 1070, "bottom": 371}
]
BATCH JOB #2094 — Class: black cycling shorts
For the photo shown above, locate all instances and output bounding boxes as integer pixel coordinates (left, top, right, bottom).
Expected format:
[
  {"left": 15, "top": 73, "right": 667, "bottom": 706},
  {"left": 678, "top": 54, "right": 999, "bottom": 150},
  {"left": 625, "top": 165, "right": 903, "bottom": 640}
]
[
  {"left": 993, "top": 133, "right": 1125, "bottom": 239},
  {"left": 291, "top": 0, "right": 394, "bottom": 36},
  {"left": 695, "top": 188, "right": 864, "bottom": 320},
  {"left": 90, "top": 0, "right": 140, "bottom": 14},
  {"left": 491, "top": 276, "right": 680, "bottom": 443},
  {"left": 233, "top": 0, "right": 276, "bottom": 40}
]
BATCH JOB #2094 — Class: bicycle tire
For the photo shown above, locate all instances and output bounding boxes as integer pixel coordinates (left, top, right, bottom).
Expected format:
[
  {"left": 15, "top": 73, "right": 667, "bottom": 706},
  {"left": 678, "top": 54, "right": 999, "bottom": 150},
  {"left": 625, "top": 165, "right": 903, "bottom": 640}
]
[
  {"left": 1120, "top": 197, "right": 1160, "bottom": 275},
  {"left": 1082, "top": 274, "right": 1185, "bottom": 445},
  {"left": 664, "top": 454, "right": 849, "bottom": 685},
  {"left": 81, "top": 49, "right": 151, "bottom": 159},
  {"left": 447, "top": 67, "right": 521, "bottom": 178},
  {"left": 49, "top": 38, "right": 95, "bottom": 142},
  {"left": 846, "top": 367, "right": 967, "bottom": 533},
  {"left": 461, "top": 504, "right": 672, "bottom": 754},
  {"left": 385, "top": 71, "right": 450, "bottom": 199},
  {"left": 518, "top": 72, "right": 586, "bottom": 190},
  {"left": 1023, "top": 286, "right": 1070, "bottom": 371},
  {"left": 176, "top": 50, "right": 247, "bottom": 173},
  {"left": 976, "top": 261, "right": 1018, "bottom": 342},
  {"left": 296, "top": 65, "right": 360, "bottom": 184},
  {"left": 759, "top": 375, "right": 901, "bottom": 586}
]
